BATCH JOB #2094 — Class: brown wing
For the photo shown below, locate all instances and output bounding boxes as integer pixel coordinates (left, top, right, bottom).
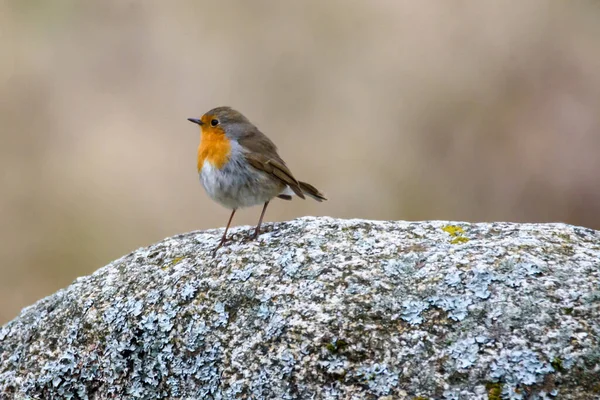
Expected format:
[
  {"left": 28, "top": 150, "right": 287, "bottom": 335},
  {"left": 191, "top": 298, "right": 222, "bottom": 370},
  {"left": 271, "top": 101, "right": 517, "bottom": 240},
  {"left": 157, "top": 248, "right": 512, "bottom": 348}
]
[
  {"left": 238, "top": 128, "right": 306, "bottom": 198},
  {"left": 237, "top": 127, "right": 280, "bottom": 158},
  {"left": 244, "top": 152, "right": 305, "bottom": 199}
]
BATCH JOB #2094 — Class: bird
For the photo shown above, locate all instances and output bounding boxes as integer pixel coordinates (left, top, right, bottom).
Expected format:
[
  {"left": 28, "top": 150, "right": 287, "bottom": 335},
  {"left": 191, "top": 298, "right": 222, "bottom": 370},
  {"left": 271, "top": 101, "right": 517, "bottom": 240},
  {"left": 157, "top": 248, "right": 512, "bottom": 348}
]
[{"left": 188, "top": 106, "right": 326, "bottom": 254}]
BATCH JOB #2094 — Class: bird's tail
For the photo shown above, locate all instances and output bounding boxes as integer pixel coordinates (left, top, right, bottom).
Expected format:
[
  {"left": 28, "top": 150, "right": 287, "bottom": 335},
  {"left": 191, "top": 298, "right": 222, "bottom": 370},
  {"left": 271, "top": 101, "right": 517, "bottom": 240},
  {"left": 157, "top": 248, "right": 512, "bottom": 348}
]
[{"left": 298, "top": 181, "right": 327, "bottom": 202}]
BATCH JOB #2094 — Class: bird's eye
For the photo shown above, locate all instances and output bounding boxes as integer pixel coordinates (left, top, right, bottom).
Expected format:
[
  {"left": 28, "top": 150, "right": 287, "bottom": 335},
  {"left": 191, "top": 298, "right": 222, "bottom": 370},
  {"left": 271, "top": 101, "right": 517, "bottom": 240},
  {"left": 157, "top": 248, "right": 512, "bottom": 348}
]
[{"left": 210, "top": 119, "right": 219, "bottom": 127}]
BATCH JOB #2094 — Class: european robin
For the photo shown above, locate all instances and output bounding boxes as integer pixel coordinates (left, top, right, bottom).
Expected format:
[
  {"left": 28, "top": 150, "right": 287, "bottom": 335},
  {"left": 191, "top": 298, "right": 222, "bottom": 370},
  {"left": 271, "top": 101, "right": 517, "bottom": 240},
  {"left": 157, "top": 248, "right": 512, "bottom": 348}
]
[{"left": 188, "top": 106, "right": 326, "bottom": 253}]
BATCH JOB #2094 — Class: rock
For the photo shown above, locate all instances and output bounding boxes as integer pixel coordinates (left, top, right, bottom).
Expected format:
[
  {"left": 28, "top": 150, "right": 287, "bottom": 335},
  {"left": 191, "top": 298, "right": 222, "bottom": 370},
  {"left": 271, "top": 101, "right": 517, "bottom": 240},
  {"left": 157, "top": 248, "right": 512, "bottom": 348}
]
[{"left": 1, "top": 217, "right": 599, "bottom": 399}]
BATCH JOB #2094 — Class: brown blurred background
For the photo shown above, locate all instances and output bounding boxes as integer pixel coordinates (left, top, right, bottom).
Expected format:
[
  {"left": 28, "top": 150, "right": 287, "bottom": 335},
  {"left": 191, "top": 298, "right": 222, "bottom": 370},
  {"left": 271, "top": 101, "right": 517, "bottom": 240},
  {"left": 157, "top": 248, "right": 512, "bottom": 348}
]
[{"left": 2, "top": 0, "right": 600, "bottom": 324}]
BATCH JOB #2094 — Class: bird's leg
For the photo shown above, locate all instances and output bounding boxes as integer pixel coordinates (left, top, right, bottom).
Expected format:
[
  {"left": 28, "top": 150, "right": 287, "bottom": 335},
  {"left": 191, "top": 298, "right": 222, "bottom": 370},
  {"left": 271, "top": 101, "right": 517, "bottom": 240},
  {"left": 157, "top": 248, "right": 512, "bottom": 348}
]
[
  {"left": 251, "top": 201, "right": 270, "bottom": 240},
  {"left": 212, "top": 209, "right": 236, "bottom": 256}
]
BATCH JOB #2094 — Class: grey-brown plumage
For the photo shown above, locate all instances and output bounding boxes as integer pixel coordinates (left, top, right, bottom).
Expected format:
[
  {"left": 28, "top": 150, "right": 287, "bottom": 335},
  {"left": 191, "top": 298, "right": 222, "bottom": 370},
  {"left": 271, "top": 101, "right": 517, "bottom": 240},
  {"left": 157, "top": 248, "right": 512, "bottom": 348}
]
[
  {"left": 189, "top": 106, "right": 326, "bottom": 254},
  {"left": 212, "top": 107, "right": 326, "bottom": 202}
]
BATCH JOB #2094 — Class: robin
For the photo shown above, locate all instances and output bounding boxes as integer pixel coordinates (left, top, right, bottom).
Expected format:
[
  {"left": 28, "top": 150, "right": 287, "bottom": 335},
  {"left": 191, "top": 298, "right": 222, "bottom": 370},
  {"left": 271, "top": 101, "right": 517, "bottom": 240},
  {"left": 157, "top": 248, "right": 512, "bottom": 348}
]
[{"left": 188, "top": 106, "right": 326, "bottom": 254}]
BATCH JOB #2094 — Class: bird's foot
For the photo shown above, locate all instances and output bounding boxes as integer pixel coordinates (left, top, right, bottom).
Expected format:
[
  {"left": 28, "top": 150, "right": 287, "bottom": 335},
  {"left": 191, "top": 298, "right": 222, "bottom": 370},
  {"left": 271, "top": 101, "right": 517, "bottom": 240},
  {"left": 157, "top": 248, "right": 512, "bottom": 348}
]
[
  {"left": 249, "top": 228, "right": 261, "bottom": 241},
  {"left": 211, "top": 236, "right": 231, "bottom": 257}
]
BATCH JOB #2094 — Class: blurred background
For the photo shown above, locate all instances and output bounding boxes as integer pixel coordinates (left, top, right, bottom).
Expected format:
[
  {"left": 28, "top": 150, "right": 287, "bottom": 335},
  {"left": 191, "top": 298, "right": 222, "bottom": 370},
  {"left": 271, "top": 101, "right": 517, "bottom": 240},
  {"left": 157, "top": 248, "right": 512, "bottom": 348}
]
[{"left": 2, "top": 0, "right": 600, "bottom": 324}]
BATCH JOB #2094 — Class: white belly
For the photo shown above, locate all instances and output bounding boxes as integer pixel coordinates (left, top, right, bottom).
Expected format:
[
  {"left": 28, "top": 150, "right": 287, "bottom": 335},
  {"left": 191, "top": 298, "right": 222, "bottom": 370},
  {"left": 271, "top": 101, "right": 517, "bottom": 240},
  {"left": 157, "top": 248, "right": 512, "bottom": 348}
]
[{"left": 200, "top": 158, "right": 286, "bottom": 209}]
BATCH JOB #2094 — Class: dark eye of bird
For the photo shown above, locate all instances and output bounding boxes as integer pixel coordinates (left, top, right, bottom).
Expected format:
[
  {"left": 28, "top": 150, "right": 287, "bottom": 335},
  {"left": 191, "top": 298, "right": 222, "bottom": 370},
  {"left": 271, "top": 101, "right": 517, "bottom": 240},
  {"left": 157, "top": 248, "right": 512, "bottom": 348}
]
[{"left": 210, "top": 119, "right": 219, "bottom": 127}]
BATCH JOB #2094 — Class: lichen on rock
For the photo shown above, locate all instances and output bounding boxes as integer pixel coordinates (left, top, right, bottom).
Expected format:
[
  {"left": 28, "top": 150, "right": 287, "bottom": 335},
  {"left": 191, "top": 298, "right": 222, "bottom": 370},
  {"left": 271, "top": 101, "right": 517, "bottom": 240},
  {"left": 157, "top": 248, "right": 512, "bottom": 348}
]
[{"left": 1, "top": 217, "right": 599, "bottom": 399}]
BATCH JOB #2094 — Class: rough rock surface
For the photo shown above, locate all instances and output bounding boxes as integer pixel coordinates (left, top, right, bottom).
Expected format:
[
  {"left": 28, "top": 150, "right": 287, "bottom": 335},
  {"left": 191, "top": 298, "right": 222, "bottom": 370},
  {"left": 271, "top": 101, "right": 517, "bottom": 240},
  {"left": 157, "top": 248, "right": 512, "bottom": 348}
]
[{"left": 1, "top": 217, "right": 599, "bottom": 400}]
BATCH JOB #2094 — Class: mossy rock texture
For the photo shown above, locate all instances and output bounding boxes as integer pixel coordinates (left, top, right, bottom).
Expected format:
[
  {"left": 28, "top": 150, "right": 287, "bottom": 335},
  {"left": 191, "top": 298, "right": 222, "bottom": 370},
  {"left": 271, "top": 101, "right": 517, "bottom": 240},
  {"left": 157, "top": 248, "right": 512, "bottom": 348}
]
[{"left": 1, "top": 217, "right": 599, "bottom": 399}]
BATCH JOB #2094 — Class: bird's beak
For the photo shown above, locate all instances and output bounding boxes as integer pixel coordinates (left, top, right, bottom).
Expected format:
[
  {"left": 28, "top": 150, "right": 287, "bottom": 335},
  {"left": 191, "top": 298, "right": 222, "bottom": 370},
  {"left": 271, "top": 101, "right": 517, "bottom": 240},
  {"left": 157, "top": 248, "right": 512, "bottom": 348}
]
[{"left": 187, "top": 118, "right": 203, "bottom": 125}]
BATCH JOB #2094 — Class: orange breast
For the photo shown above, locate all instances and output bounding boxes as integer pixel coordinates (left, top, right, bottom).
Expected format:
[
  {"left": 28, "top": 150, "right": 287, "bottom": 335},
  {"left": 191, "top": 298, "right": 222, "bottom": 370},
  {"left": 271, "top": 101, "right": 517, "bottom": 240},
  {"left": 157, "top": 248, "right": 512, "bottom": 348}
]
[{"left": 197, "top": 127, "right": 231, "bottom": 173}]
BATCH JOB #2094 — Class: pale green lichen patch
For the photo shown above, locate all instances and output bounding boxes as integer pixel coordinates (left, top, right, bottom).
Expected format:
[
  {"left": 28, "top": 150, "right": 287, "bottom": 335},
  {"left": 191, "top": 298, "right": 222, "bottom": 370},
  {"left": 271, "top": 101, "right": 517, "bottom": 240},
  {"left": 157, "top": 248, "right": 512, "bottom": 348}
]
[
  {"left": 1, "top": 217, "right": 599, "bottom": 399},
  {"left": 486, "top": 382, "right": 503, "bottom": 400}
]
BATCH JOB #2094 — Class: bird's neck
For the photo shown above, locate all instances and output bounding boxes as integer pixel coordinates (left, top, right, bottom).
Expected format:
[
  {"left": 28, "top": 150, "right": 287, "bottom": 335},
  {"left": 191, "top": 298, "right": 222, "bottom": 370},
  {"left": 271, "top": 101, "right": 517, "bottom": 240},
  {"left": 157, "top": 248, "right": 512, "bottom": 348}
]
[{"left": 197, "top": 132, "right": 231, "bottom": 173}]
